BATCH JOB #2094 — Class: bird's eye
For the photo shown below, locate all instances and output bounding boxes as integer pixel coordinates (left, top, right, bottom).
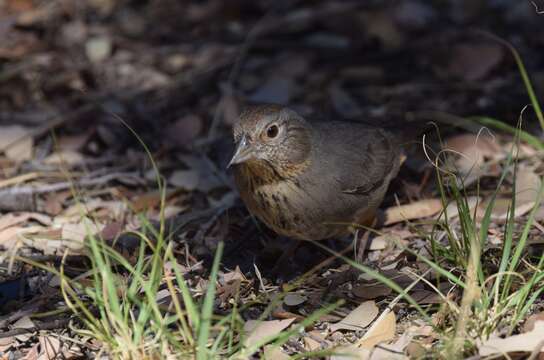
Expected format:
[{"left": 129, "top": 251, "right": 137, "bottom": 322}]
[{"left": 266, "top": 125, "right": 279, "bottom": 139}]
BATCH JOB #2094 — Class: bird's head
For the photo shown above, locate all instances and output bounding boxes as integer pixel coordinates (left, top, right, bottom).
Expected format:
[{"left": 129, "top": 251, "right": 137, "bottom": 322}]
[{"left": 228, "top": 105, "right": 312, "bottom": 173}]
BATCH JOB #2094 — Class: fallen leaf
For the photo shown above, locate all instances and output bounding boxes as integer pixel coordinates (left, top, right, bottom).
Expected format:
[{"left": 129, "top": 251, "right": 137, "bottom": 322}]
[
  {"left": 219, "top": 90, "right": 240, "bottom": 126},
  {"left": 177, "top": 155, "right": 223, "bottom": 192},
  {"left": 23, "top": 343, "right": 40, "bottom": 360},
  {"left": 0, "top": 125, "right": 33, "bottom": 162},
  {"left": 385, "top": 199, "right": 443, "bottom": 225},
  {"left": 478, "top": 198, "right": 535, "bottom": 222},
  {"left": 352, "top": 283, "right": 392, "bottom": 300},
  {"left": 169, "top": 170, "right": 200, "bottom": 190},
  {"left": 329, "top": 82, "right": 363, "bottom": 119},
  {"left": 303, "top": 336, "right": 321, "bottom": 351},
  {"left": 479, "top": 320, "right": 544, "bottom": 356},
  {"left": 131, "top": 191, "right": 164, "bottom": 212},
  {"left": 0, "top": 213, "right": 51, "bottom": 231},
  {"left": 221, "top": 266, "right": 246, "bottom": 284},
  {"left": 369, "top": 346, "right": 408, "bottom": 359},
  {"left": 57, "top": 132, "right": 92, "bottom": 151},
  {"left": 0, "top": 225, "right": 45, "bottom": 249},
  {"left": 12, "top": 316, "right": 34, "bottom": 342},
  {"left": 357, "top": 311, "right": 396, "bottom": 349},
  {"left": 60, "top": 217, "right": 105, "bottom": 250},
  {"left": 166, "top": 114, "right": 203, "bottom": 145},
  {"left": 248, "top": 75, "right": 295, "bottom": 105},
  {"left": 406, "top": 341, "right": 427, "bottom": 358},
  {"left": 448, "top": 42, "right": 503, "bottom": 81},
  {"left": 85, "top": 36, "right": 112, "bottom": 63},
  {"left": 410, "top": 290, "right": 443, "bottom": 304},
  {"left": 331, "top": 345, "right": 371, "bottom": 360},
  {"left": 330, "top": 301, "right": 379, "bottom": 332},
  {"left": 100, "top": 221, "right": 125, "bottom": 241},
  {"left": 523, "top": 312, "right": 544, "bottom": 333},
  {"left": 0, "top": 336, "right": 15, "bottom": 352},
  {"left": 443, "top": 133, "right": 502, "bottom": 186},
  {"left": 284, "top": 293, "right": 307, "bottom": 307},
  {"left": 516, "top": 166, "right": 542, "bottom": 205},
  {"left": 437, "top": 196, "right": 480, "bottom": 221},
  {"left": 263, "top": 345, "right": 290, "bottom": 360},
  {"left": 43, "top": 150, "right": 84, "bottom": 166},
  {"left": 478, "top": 169, "right": 542, "bottom": 222},
  {"left": 62, "top": 199, "right": 127, "bottom": 220},
  {"left": 38, "top": 335, "right": 61, "bottom": 359},
  {"left": 244, "top": 318, "right": 296, "bottom": 348},
  {"left": 43, "top": 191, "right": 71, "bottom": 216},
  {"left": 359, "top": 10, "right": 403, "bottom": 50},
  {"left": 370, "top": 233, "right": 401, "bottom": 250}
]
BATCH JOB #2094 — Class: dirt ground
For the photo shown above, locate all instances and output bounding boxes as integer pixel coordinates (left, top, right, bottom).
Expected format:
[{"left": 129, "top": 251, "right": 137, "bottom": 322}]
[{"left": 1, "top": 0, "right": 544, "bottom": 359}]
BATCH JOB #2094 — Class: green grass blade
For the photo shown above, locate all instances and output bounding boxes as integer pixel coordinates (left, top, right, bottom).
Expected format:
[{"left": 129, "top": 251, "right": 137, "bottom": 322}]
[{"left": 196, "top": 241, "right": 224, "bottom": 360}]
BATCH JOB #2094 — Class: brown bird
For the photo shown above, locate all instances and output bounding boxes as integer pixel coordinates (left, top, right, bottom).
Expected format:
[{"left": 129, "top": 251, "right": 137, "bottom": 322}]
[{"left": 228, "top": 104, "right": 401, "bottom": 241}]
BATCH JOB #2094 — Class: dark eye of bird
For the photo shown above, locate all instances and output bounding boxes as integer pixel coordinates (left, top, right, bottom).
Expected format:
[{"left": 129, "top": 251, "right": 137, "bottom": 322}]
[{"left": 266, "top": 125, "right": 279, "bottom": 139}]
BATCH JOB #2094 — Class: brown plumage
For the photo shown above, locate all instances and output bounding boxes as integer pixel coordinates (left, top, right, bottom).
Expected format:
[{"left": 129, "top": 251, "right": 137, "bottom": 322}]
[{"left": 228, "top": 104, "right": 401, "bottom": 241}]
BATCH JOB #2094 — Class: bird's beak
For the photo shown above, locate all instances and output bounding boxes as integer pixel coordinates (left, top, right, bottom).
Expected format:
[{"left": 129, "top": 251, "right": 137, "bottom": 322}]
[{"left": 227, "top": 135, "right": 255, "bottom": 168}]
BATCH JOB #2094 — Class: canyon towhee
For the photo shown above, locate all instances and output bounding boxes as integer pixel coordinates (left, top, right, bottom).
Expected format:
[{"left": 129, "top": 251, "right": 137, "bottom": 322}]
[{"left": 228, "top": 104, "right": 401, "bottom": 241}]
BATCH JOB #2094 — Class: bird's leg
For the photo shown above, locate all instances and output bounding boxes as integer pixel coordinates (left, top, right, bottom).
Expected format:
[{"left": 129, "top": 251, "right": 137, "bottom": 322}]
[
  {"left": 355, "top": 228, "right": 372, "bottom": 263},
  {"left": 270, "top": 239, "right": 301, "bottom": 279},
  {"left": 351, "top": 213, "right": 380, "bottom": 263}
]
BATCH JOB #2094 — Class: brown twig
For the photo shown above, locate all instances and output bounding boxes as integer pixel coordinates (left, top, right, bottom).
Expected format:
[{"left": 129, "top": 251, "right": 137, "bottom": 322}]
[{"left": 0, "top": 318, "right": 71, "bottom": 338}]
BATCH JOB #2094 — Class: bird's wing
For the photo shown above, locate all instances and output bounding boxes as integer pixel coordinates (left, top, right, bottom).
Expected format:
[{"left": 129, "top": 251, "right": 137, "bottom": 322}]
[{"left": 314, "top": 122, "right": 400, "bottom": 197}]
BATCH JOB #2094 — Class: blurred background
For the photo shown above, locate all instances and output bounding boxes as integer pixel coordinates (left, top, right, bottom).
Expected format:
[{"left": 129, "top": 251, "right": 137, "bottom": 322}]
[
  {"left": 1, "top": 0, "right": 543, "bottom": 152},
  {"left": 0, "top": 0, "right": 544, "bottom": 272}
]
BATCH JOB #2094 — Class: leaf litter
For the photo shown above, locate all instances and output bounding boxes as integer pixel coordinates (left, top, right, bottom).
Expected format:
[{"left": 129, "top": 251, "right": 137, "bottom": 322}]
[{"left": 0, "top": 1, "right": 543, "bottom": 359}]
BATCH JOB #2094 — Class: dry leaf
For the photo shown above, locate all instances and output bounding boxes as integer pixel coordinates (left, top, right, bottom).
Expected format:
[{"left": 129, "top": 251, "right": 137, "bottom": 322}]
[
  {"left": 0, "top": 125, "right": 33, "bottom": 162},
  {"left": 43, "top": 191, "right": 71, "bottom": 216},
  {"left": 0, "top": 225, "right": 45, "bottom": 250},
  {"left": 478, "top": 169, "right": 542, "bottom": 222},
  {"left": 284, "top": 293, "right": 307, "bottom": 307},
  {"left": 437, "top": 196, "right": 480, "bottom": 221},
  {"left": 62, "top": 199, "right": 127, "bottom": 220},
  {"left": 244, "top": 318, "right": 296, "bottom": 348},
  {"left": 23, "top": 342, "right": 40, "bottom": 360},
  {"left": 248, "top": 75, "right": 295, "bottom": 105},
  {"left": 167, "top": 114, "right": 203, "bottom": 145},
  {"left": 57, "top": 133, "right": 92, "bottom": 151},
  {"left": 352, "top": 283, "right": 392, "bottom": 300},
  {"left": 303, "top": 336, "right": 321, "bottom": 351},
  {"left": 523, "top": 312, "right": 544, "bottom": 333},
  {"left": 13, "top": 316, "right": 35, "bottom": 342},
  {"left": 516, "top": 166, "right": 542, "bottom": 205},
  {"left": 0, "top": 213, "right": 50, "bottom": 231},
  {"left": 369, "top": 346, "right": 408, "bottom": 359},
  {"left": 448, "top": 42, "right": 503, "bottom": 81},
  {"left": 410, "top": 290, "right": 443, "bottom": 304},
  {"left": 61, "top": 217, "right": 104, "bottom": 243},
  {"left": 406, "top": 341, "right": 426, "bottom": 358},
  {"left": 331, "top": 345, "right": 371, "bottom": 360},
  {"left": 0, "top": 339, "right": 15, "bottom": 354},
  {"left": 479, "top": 320, "right": 544, "bottom": 356},
  {"left": 38, "top": 335, "right": 61, "bottom": 360},
  {"left": 357, "top": 311, "right": 396, "bottom": 349},
  {"left": 169, "top": 170, "right": 200, "bottom": 190},
  {"left": 330, "top": 301, "right": 379, "bottom": 332},
  {"left": 85, "top": 36, "right": 112, "bottom": 62},
  {"left": 221, "top": 266, "right": 246, "bottom": 284},
  {"left": 43, "top": 150, "right": 84, "bottom": 166},
  {"left": 370, "top": 233, "right": 401, "bottom": 250},
  {"left": 478, "top": 198, "right": 535, "bottom": 222},
  {"left": 385, "top": 199, "right": 442, "bottom": 225},
  {"left": 443, "top": 133, "right": 502, "bottom": 186},
  {"left": 263, "top": 345, "right": 290, "bottom": 360},
  {"left": 131, "top": 191, "right": 164, "bottom": 212}
]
